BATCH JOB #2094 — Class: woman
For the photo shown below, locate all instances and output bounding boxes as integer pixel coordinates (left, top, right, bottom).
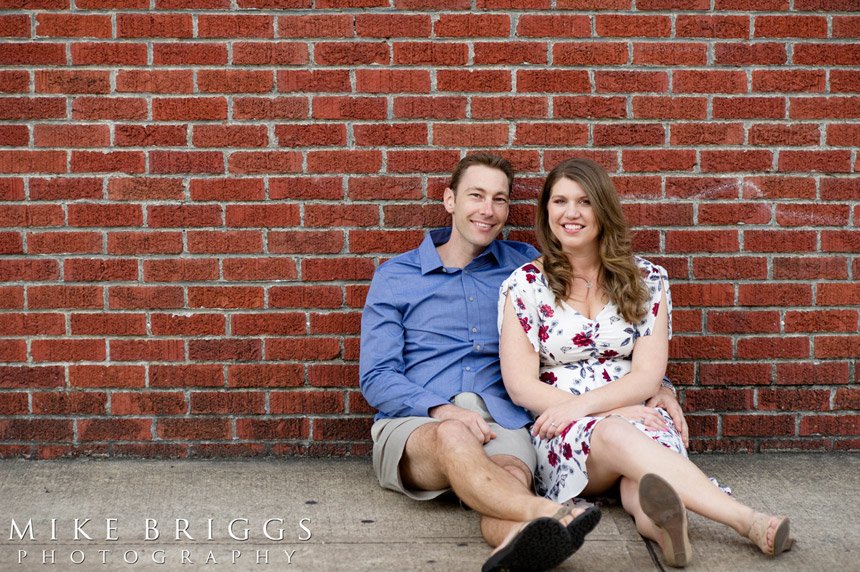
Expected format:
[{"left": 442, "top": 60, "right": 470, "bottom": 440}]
[{"left": 497, "top": 158, "right": 793, "bottom": 567}]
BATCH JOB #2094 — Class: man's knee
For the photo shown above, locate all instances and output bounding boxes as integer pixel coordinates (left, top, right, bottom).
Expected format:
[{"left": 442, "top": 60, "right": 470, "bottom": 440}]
[
  {"left": 492, "top": 455, "right": 533, "bottom": 489},
  {"left": 434, "top": 419, "right": 483, "bottom": 453}
]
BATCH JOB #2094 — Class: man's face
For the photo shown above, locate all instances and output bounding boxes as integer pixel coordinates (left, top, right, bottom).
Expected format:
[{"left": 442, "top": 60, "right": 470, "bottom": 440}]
[{"left": 443, "top": 164, "right": 511, "bottom": 253}]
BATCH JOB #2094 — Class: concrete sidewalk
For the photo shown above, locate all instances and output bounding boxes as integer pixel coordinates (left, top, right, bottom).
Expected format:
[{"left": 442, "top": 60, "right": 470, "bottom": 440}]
[{"left": 0, "top": 454, "right": 856, "bottom": 571}]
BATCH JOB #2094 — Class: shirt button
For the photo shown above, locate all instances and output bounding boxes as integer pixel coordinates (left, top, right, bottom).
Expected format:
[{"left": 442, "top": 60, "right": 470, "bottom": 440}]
[
  {"left": 465, "top": 366, "right": 471, "bottom": 372},
  {"left": 468, "top": 296, "right": 475, "bottom": 301},
  {"left": 471, "top": 327, "right": 478, "bottom": 333},
  {"left": 474, "top": 344, "right": 481, "bottom": 351}
]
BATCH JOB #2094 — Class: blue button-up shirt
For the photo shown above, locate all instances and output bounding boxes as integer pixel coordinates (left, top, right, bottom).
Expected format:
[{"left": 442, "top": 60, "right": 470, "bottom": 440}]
[{"left": 359, "top": 228, "right": 540, "bottom": 429}]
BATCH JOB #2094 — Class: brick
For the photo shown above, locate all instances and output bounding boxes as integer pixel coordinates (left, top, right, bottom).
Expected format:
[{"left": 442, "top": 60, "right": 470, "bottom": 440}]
[
  {"left": 314, "top": 417, "right": 372, "bottom": 441},
  {"left": 749, "top": 124, "right": 821, "bottom": 147},
  {"left": 473, "top": 42, "right": 547, "bottom": 65},
  {"left": 198, "top": 15, "right": 272, "bottom": 38},
  {"left": 225, "top": 204, "right": 299, "bottom": 228},
  {"left": 821, "top": 179, "right": 860, "bottom": 201},
  {"left": 0, "top": 97, "right": 65, "bottom": 120},
  {"left": 675, "top": 70, "right": 746, "bottom": 94},
  {"left": 776, "top": 362, "right": 849, "bottom": 386},
  {"left": 112, "top": 392, "right": 186, "bottom": 415},
  {"left": 751, "top": 70, "right": 824, "bottom": 93},
  {"left": 144, "top": 259, "right": 218, "bottom": 282},
  {"left": 33, "top": 124, "right": 104, "bottom": 149},
  {"left": 303, "top": 258, "right": 374, "bottom": 281},
  {"left": 307, "top": 150, "right": 382, "bottom": 173},
  {"left": 779, "top": 151, "right": 852, "bottom": 174},
  {"left": 0, "top": 42, "right": 65, "bottom": 65},
  {"left": 150, "top": 364, "right": 223, "bottom": 387},
  {"left": 552, "top": 96, "right": 626, "bottom": 120},
  {"left": 774, "top": 257, "right": 847, "bottom": 280},
  {"left": 232, "top": 312, "right": 305, "bottom": 336},
  {"left": 835, "top": 388, "right": 860, "bottom": 410},
  {"left": 632, "top": 96, "right": 707, "bottom": 119},
  {"left": 356, "top": 14, "right": 430, "bottom": 37},
  {"left": 670, "top": 123, "right": 744, "bottom": 146},
  {"left": 70, "top": 365, "right": 145, "bottom": 388},
  {"left": 312, "top": 96, "right": 385, "bottom": 120},
  {"left": 0, "top": 313, "right": 64, "bottom": 336},
  {"left": 833, "top": 15, "right": 860, "bottom": 37},
  {"left": 0, "top": 259, "right": 58, "bottom": 281},
  {"left": 109, "top": 178, "right": 184, "bottom": 201},
  {"left": 70, "top": 313, "right": 146, "bottom": 335},
  {"left": 153, "top": 43, "right": 228, "bottom": 65},
  {"left": 518, "top": 70, "right": 589, "bottom": 94},
  {"left": 785, "top": 310, "right": 858, "bottom": 333},
  {"left": 28, "top": 285, "right": 103, "bottom": 309},
  {"left": 595, "top": 71, "right": 667, "bottom": 93},
  {"left": 148, "top": 205, "right": 222, "bottom": 229},
  {"left": 310, "top": 312, "right": 361, "bottom": 334},
  {"left": 801, "top": 415, "right": 860, "bottom": 437},
  {"left": 187, "top": 179, "right": 263, "bottom": 202},
  {"left": 669, "top": 336, "right": 733, "bottom": 359},
  {"left": 394, "top": 96, "right": 466, "bottom": 119},
  {"left": 0, "top": 14, "right": 29, "bottom": 37},
  {"left": 65, "top": 258, "right": 137, "bottom": 281},
  {"left": 71, "top": 151, "right": 144, "bottom": 174},
  {"left": 234, "top": 42, "right": 308, "bottom": 66},
  {"left": 115, "top": 125, "right": 187, "bottom": 147},
  {"left": 269, "top": 285, "right": 342, "bottom": 308},
  {"left": 277, "top": 70, "right": 349, "bottom": 93},
  {"left": 187, "top": 286, "right": 264, "bottom": 308},
  {"left": 715, "top": 43, "right": 787, "bottom": 66},
  {"left": 596, "top": 15, "right": 670, "bottom": 37},
  {"left": 117, "top": 13, "right": 192, "bottom": 38},
  {"left": 724, "top": 415, "right": 794, "bottom": 437},
  {"left": 72, "top": 97, "right": 147, "bottom": 120},
  {"left": 693, "top": 257, "right": 767, "bottom": 280},
  {"left": 158, "top": 419, "right": 230, "bottom": 441},
  {"left": 68, "top": 204, "right": 142, "bottom": 227},
  {"left": 435, "top": 14, "right": 509, "bottom": 37},
  {"left": 556, "top": 0, "right": 631, "bottom": 6},
  {"left": 198, "top": 70, "right": 273, "bottom": 94},
  {"left": 543, "top": 150, "right": 619, "bottom": 172},
  {"left": 0, "top": 232, "right": 22, "bottom": 254},
  {"left": 755, "top": 15, "right": 827, "bottom": 38},
  {"left": 0, "top": 124, "right": 28, "bottom": 145},
  {"left": 222, "top": 258, "right": 297, "bottom": 281},
  {"left": 623, "top": 150, "right": 696, "bottom": 173},
  {"left": 356, "top": 69, "right": 430, "bottom": 94},
  {"left": 269, "top": 177, "right": 343, "bottom": 200},
  {"left": 71, "top": 42, "right": 147, "bottom": 65},
  {"left": 305, "top": 204, "right": 378, "bottom": 227},
  {"left": 192, "top": 125, "right": 267, "bottom": 148},
  {"left": 698, "top": 203, "right": 772, "bottom": 225},
  {"left": 744, "top": 230, "right": 816, "bottom": 253},
  {"left": 236, "top": 418, "right": 307, "bottom": 440},
  {"left": 110, "top": 338, "right": 184, "bottom": 361},
  {"left": 190, "top": 391, "right": 265, "bottom": 414},
  {"left": 795, "top": 43, "right": 860, "bottom": 66},
  {"left": 188, "top": 339, "right": 262, "bottom": 361},
  {"left": 0, "top": 204, "right": 64, "bottom": 227},
  {"left": 831, "top": 70, "right": 860, "bottom": 93},
  {"left": 0, "top": 340, "right": 26, "bottom": 361},
  {"left": 314, "top": 42, "right": 388, "bottom": 66},
  {"left": 776, "top": 204, "right": 849, "bottom": 227},
  {"left": 685, "top": 389, "right": 754, "bottom": 412},
  {"left": 818, "top": 283, "right": 860, "bottom": 306},
  {"left": 0, "top": 392, "right": 28, "bottom": 415},
  {"left": 709, "top": 311, "right": 780, "bottom": 334},
  {"left": 267, "top": 335, "right": 342, "bottom": 359},
  {"left": 228, "top": 364, "right": 304, "bottom": 388},
  {"left": 633, "top": 42, "right": 707, "bottom": 66},
  {"left": 622, "top": 203, "right": 692, "bottom": 226},
  {"left": 0, "top": 151, "right": 66, "bottom": 174},
  {"left": 152, "top": 97, "right": 226, "bottom": 121},
  {"left": 0, "top": 419, "right": 72, "bottom": 441},
  {"left": 738, "top": 284, "right": 812, "bottom": 306},
  {"left": 701, "top": 150, "right": 773, "bottom": 173},
  {"left": 383, "top": 204, "right": 447, "bottom": 227},
  {"left": 151, "top": 151, "right": 224, "bottom": 175},
  {"left": 35, "top": 70, "right": 110, "bottom": 94},
  {"left": 827, "top": 124, "right": 860, "bottom": 147},
  {"left": 37, "top": 14, "right": 112, "bottom": 38},
  {"left": 715, "top": 0, "right": 787, "bottom": 8},
  {"left": 517, "top": 15, "right": 590, "bottom": 38},
  {"left": 276, "top": 15, "right": 353, "bottom": 38},
  {"left": 0, "top": 366, "right": 64, "bottom": 389},
  {"left": 671, "top": 283, "right": 734, "bottom": 307},
  {"left": 393, "top": 42, "right": 468, "bottom": 66},
  {"left": 713, "top": 97, "right": 784, "bottom": 119},
  {"left": 0, "top": 286, "right": 23, "bottom": 308},
  {"left": 108, "top": 286, "right": 184, "bottom": 310},
  {"left": 270, "top": 391, "right": 343, "bottom": 414},
  {"left": 32, "top": 391, "right": 105, "bottom": 414},
  {"left": 269, "top": 230, "right": 344, "bottom": 253},
  {"left": 437, "top": 70, "right": 512, "bottom": 93},
  {"left": 792, "top": 97, "right": 860, "bottom": 119},
  {"left": 676, "top": 15, "right": 749, "bottom": 38},
  {"left": 434, "top": 123, "right": 509, "bottom": 147},
  {"left": 352, "top": 124, "right": 425, "bottom": 147},
  {"left": 554, "top": 42, "right": 628, "bottom": 65},
  {"left": 822, "top": 231, "right": 860, "bottom": 252}
]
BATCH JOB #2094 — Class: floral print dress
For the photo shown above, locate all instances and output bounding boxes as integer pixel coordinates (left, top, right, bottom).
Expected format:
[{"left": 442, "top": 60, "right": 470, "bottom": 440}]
[{"left": 498, "top": 257, "right": 687, "bottom": 503}]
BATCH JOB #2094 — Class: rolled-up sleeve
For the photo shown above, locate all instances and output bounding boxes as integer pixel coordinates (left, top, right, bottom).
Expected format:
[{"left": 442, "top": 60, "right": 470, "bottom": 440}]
[{"left": 359, "top": 271, "right": 448, "bottom": 419}]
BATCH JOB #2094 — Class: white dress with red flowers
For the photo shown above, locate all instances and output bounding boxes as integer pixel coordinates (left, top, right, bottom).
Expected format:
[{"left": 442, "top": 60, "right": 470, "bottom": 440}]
[{"left": 498, "top": 257, "right": 687, "bottom": 503}]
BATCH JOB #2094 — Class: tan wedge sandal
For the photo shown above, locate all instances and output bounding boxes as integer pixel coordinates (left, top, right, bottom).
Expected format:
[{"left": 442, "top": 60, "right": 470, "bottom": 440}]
[
  {"left": 748, "top": 513, "right": 794, "bottom": 557},
  {"left": 638, "top": 473, "right": 693, "bottom": 568}
]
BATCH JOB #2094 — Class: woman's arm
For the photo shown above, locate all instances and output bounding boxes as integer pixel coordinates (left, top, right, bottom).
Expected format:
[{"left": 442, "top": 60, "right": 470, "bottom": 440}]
[{"left": 528, "top": 283, "right": 671, "bottom": 440}]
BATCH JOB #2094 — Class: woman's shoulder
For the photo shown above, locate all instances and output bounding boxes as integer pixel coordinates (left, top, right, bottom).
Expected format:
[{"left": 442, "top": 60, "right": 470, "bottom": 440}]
[
  {"left": 633, "top": 255, "right": 668, "bottom": 279},
  {"left": 502, "top": 258, "right": 546, "bottom": 291}
]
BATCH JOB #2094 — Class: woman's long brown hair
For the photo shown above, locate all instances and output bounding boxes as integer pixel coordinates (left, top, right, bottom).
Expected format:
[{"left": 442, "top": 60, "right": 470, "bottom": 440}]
[{"left": 535, "top": 158, "right": 650, "bottom": 324}]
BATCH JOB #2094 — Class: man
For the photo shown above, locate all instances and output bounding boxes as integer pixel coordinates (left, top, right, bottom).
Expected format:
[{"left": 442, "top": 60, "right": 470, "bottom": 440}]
[{"left": 359, "top": 154, "right": 686, "bottom": 571}]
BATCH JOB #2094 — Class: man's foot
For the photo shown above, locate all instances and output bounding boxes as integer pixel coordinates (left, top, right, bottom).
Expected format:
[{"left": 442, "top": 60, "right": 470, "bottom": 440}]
[
  {"left": 481, "top": 505, "right": 600, "bottom": 572},
  {"left": 638, "top": 473, "right": 692, "bottom": 568}
]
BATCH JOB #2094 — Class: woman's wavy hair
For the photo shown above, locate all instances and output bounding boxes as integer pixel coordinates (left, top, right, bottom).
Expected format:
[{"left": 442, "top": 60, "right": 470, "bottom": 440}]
[{"left": 536, "top": 158, "right": 650, "bottom": 324}]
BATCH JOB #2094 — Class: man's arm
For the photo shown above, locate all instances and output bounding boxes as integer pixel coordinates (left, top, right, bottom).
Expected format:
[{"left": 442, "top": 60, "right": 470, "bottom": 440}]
[{"left": 359, "top": 271, "right": 449, "bottom": 419}]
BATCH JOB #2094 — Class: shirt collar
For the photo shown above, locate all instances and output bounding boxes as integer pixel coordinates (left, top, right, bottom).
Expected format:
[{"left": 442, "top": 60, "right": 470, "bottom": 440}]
[{"left": 418, "top": 228, "right": 501, "bottom": 275}]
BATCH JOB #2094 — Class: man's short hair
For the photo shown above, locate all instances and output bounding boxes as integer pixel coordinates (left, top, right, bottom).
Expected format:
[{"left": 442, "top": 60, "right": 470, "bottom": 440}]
[{"left": 449, "top": 153, "right": 514, "bottom": 195}]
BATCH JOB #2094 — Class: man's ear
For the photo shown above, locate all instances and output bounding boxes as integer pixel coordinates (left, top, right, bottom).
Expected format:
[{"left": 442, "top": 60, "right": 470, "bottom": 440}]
[{"left": 443, "top": 187, "right": 456, "bottom": 214}]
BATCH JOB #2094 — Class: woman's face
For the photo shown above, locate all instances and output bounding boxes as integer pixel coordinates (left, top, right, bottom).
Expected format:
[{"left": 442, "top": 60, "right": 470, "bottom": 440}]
[{"left": 546, "top": 177, "right": 600, "bottom": 253}]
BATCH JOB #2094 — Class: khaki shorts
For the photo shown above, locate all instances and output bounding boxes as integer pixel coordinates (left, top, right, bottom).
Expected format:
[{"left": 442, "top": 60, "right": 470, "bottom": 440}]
[{"left": 371, "top": 392, "right": 537, "bottom": 500}]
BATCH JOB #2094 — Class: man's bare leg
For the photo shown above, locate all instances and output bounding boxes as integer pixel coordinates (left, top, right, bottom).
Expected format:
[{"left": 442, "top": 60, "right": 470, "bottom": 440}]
[
  {"left": 400, "top": 419, "right": 568, "bottom": 524},
  {"left": 480, "top": 454, "right": 535, "bottom": 548}
]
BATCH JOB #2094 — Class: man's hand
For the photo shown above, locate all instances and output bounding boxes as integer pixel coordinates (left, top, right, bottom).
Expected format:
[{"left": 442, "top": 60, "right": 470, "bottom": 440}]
[
  {"left": 429, "top": 404, "right": 497, "bottom": 444},
  {"left": 646, "top": 387, "right": 688, "bottom": 447}
]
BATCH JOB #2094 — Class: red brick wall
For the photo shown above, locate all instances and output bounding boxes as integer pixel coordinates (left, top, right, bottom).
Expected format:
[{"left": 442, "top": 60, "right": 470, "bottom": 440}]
[{"left": 0, "top": 2, "right": 857, "bottom": 458}]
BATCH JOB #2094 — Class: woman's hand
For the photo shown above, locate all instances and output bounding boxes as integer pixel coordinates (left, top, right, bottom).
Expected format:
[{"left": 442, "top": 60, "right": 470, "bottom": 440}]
[
  {"left": 532, "top": 399, "right": 588, "bottom": 441},
  {"left": 604, "top": 405, "right": 668, "bottom": 432}
]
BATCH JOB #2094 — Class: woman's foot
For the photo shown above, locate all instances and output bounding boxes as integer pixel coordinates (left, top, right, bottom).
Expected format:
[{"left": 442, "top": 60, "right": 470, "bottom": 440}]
[
  {"left": 638, "top": 473, "right": 692, "bottom": 568},
  {"left": 747, "top": 512, "right": 793, "bottom": 557}
]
